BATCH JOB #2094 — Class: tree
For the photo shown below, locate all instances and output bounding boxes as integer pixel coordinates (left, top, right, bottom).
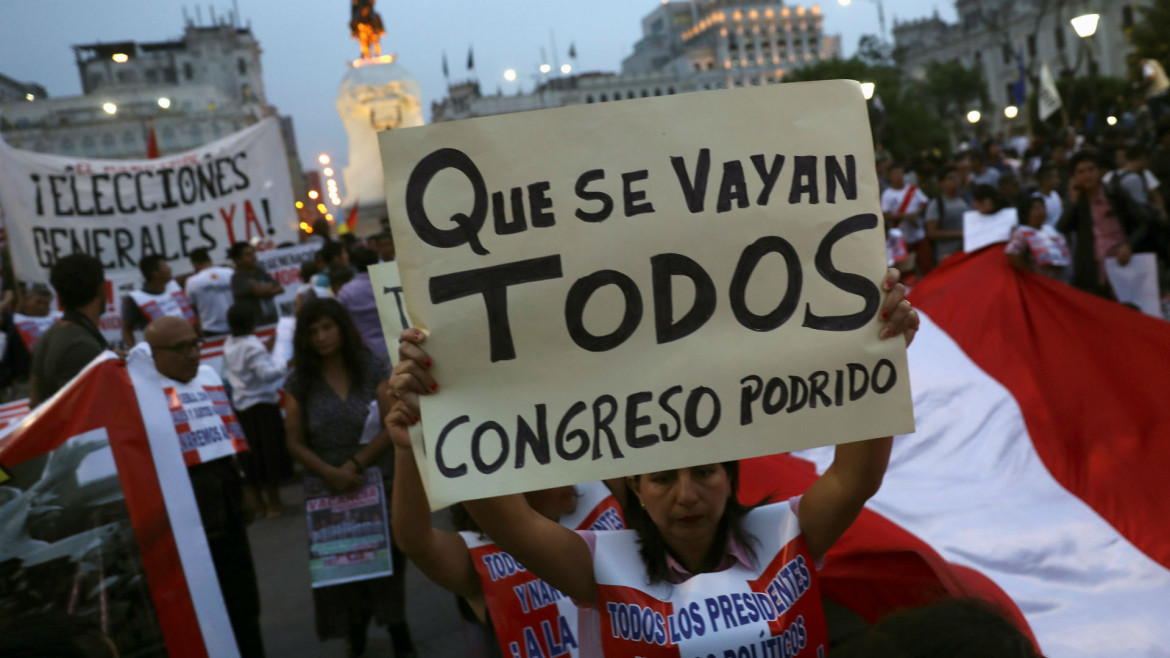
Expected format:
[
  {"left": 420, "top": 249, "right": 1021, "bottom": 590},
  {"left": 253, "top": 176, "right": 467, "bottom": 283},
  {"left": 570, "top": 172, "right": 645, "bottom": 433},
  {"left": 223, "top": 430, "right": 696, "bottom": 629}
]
[
  {"left": 1128, "top": 0, "right": 1170, "bottom": 66},
  {"left": 784, "top": 57, "right": 950, "bottom": 161}
]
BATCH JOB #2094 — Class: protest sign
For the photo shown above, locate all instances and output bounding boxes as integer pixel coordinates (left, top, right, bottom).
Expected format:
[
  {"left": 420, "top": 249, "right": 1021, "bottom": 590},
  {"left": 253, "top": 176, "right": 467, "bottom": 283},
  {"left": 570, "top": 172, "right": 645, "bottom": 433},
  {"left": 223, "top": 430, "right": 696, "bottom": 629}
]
[
  {"left": 304, "top": 467, "right": 394, "bottom": 588},
  {"left": 378, "top": 80, "right": 915, "bottom": 508},
  {"left": 1106, "top": 254, "right": 1162, "bottom": 317},
  {"left": 370, "top": 260, "right": 411, "bottom": 364},
  {"left": 255, "top": 242, "right": 320, "bottom": 318},
  {"left": 0, "top": 354, "right": 238, "bottom": 657},
  {"left": 0, "top": 117, "right": 299, "bottom": 284},
  {"left": 963, "top": 208, "right": 1018, "bottom": 253}
]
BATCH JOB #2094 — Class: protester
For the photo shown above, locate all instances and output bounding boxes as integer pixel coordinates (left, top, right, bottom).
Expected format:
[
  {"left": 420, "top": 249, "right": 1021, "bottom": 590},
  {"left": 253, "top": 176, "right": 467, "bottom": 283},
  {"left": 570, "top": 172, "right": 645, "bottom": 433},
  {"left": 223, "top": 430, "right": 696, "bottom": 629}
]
[
  {"left": 295, "top": 260, "right": 325, "bottom": 315},
  {"left": 316, "top": 241, "right": 351, "bottom": 288},
  {"left": 224, "top": 304, "right": 292, "bottom": 519},
  {"left": 30, "top": 255, "right": 108, "bottom": 407},
  {"left": 2, "top": 284, "right": 53, "bottom": 398},
  {"left": 337, "top": 247, "right": 388, "bottom": 360},
  {"left": 230, "top": 242, "right": 284, "bottom": 327},
  {"left": 283, "top": 298, "right": 415, "bottom": 658},
  {"left": 371, "top": 230, "right": 396, "bottom": 262},
  {"left": 328, "top": 264, "right": 355, "bottom": 297},
  {"left": 925, "top": 165, "right": 970, "bottom": 263},
  {"left": 184, "top": 247, "right": 236, "bottom": 337},
  {"left": 145, "top": 316, "right": 265, "bottom": 657},
  {"left": 970, "top": 152, "right": 1002, "bottom": 187},
  {"left": 1058, "top": 151, "right": 1149, "bottom": 297},
  {"left": 386, "top": 269, "right": 919, "bottom": 656},
  {"left": 881, "top": 162, "right": 932, "bottom": 275},
  {"left": 122, "top": 254, "right": 198, "bottom": 347},
  {"left": 1006, "top": 196, "right": 1071, "bottom": 281},
  {"left": 1033, "top": 164, "right": 1064, "bottom": 228}
]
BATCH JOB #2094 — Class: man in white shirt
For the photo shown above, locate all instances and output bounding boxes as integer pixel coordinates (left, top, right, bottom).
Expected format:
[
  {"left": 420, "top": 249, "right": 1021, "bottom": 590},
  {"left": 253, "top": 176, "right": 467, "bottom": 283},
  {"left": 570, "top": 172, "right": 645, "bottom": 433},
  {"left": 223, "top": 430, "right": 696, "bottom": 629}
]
[
  {"left": 184, "top": 248, "right": 236, "bottom": 337},
  {"left": 880, "top": 162, "right": 932, "bottom": 273},
  {"left": 1035, "top": 165, "right": 1064, "bottom": 228}
]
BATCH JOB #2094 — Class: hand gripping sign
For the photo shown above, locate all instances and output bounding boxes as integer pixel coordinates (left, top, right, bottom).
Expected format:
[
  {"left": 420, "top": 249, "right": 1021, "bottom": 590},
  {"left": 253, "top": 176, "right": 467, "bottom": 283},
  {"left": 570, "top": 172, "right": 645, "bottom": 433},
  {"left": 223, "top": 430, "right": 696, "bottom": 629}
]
[{"left": 376, "top": 80, "right": 915, "bottom": 508}]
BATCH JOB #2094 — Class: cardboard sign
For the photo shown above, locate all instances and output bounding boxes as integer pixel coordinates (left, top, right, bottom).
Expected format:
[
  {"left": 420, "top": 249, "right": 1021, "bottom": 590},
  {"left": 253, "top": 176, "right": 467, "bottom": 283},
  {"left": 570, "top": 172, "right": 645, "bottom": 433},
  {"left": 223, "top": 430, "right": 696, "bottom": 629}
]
[
  {"left": 378, "top": 80, "right": 914, "bottom": 507},
  {"left": 370, "top": 260, "right": 411, "bottom": 365},
  {"left": 963, "top": 208, "right": 1018, "bottom": 253}
]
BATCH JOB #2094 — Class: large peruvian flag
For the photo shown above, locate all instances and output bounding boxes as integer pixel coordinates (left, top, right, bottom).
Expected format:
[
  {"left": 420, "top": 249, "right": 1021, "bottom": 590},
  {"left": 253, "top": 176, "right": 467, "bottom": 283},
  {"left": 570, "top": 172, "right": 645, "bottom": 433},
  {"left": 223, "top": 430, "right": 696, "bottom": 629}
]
[{"left": 745, "top": 246, "right": 1170, "bottom": 657}]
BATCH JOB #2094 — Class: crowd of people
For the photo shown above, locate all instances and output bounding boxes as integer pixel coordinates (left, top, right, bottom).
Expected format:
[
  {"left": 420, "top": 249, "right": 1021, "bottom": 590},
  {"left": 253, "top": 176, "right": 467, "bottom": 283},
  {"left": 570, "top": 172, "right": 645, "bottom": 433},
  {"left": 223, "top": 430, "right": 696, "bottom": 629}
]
[
  {"left": 10, "top": 106, "right": 1170, "bottom": 657},
  {"left": 879, "top": 112, "right": 1170, "bottom": 318}
]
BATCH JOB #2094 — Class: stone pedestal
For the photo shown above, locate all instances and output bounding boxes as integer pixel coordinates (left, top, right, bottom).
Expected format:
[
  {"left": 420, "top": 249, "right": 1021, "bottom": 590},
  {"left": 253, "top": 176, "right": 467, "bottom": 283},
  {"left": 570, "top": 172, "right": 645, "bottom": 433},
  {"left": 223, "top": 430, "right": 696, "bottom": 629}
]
[{"left": 335, "top": 56, "right": 423, "bottom": 236}]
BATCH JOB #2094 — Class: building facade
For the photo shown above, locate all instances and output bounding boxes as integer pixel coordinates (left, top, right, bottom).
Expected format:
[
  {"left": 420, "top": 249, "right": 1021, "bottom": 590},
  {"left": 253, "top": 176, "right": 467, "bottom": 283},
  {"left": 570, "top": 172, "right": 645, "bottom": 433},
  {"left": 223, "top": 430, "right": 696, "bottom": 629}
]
[
  {"left": 0, "top": 17, "right": 291, "bottom": 162},
  {"left": 432, "top": 0, "right": 840, "bottom": 122},
  {"left": 894, "top": 0, "right": 1150, "bottom": 128}
]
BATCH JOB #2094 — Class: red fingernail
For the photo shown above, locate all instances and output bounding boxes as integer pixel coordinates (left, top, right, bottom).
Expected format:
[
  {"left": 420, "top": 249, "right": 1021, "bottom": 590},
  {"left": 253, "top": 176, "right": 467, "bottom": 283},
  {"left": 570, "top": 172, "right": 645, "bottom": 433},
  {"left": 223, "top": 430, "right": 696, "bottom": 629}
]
[
  {"left": 429, "top": 382, "right": 439, "bottom": 392},
  {"left": 424, "top": 358, "right": 432, "bottom": 368},
  {"left": 881, "top": 311, "right": 888, "bottom": 319},
  {"left": 414, "top": 330, "right": 423, "bottom": 341}
]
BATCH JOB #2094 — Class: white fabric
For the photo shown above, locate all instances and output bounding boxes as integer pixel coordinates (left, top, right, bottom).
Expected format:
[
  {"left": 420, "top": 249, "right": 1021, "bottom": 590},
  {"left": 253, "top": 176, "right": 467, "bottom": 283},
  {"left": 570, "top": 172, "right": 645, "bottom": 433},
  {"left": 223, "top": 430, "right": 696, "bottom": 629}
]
[
  {"left": 1105, "top": 254, "right": 1163, "bottom": 318},
  {"left": 185, "top": 266, "right": 236, "bottom": 334},
  {"left": 222, "top": 334, "right": 286, "bottom": 411},
  {"left": 794, "top": 314, "right": 1170, "bottom": 658},
  {"left": 1039, "top": 190, "right": 1063, "bottom": 229},
  {"left": 128, "top": 280, "right": 191, "bottom": 322},
  {"left": 963, "top": 208, "right": 1018, "bottom": 253}
]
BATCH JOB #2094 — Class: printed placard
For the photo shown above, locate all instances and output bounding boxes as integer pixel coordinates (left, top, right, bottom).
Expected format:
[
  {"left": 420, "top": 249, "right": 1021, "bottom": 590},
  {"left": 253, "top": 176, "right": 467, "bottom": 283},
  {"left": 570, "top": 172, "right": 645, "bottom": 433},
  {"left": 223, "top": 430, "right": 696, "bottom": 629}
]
[
  {"left": 162, "top": 367, "right": 248, "bottom": 466},
  {"left": 379, "top": 80, "right": 914, "bottom": 508},
  {"left": 304, "top": 467, "right": 394, "bottom": 588}
]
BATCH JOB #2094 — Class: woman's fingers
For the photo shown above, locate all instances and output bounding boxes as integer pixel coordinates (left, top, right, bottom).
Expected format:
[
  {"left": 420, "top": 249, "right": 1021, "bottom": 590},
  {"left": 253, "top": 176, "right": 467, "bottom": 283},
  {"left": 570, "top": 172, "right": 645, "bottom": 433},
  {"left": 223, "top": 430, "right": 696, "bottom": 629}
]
[
  {"left": 881, "top": 299, "right": 912, "bottom": 339},
  {"left": 879, "top": 281, "right": 907, "bottom": 324},
  {"left": 398, "top": 341, "right": 433, "bottom": 372},
  {"left": 399, "top": 328, "right": 427, "bottom": 345},
  {"left": 390, "top": 360, "right": 437, "bottom": 395}
]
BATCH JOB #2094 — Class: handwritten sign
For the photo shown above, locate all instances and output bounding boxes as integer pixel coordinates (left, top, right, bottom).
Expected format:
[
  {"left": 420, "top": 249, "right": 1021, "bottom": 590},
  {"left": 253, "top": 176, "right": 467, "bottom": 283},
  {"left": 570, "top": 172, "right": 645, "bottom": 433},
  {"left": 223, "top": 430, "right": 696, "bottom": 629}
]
[
  {"left": 379, "top": 80, "right": 914, "bottom": 508},
  {"left": 370, "top": 260, "right": 411, "bottom": 365}
]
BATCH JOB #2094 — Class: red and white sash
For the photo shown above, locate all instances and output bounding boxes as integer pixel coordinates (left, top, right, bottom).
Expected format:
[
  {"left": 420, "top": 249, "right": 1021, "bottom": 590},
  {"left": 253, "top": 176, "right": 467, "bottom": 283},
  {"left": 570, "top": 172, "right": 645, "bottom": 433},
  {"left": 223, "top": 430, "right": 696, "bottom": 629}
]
[
  {"left": 160, "top": 365, "right": 248, "bottom": 466},
  {"left": 591, "top": 501, "right": 827, "bottom": 657},
  {"left": 129, "top": 280, "right": 197, "bottom": 324},
  {"left": 897, "top": 184, "right": 920, "bottom": 215},
  {"left": 460, "top": 481, "right": 625, "bottom": 658},
  {"left": 13, "top": 311, "right": 61, "bottom": 351},
  {"left": 1017, "top": 226, "right": 1071, "bottom": 267}
]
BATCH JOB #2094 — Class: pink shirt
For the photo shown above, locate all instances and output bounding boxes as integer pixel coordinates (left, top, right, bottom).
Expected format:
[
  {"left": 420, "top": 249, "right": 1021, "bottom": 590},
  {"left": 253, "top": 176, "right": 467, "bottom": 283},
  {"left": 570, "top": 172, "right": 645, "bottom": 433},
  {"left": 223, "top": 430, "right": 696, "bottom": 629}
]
[{"left": 1089, "top": 188, "right": 1126, "bottom": 281}]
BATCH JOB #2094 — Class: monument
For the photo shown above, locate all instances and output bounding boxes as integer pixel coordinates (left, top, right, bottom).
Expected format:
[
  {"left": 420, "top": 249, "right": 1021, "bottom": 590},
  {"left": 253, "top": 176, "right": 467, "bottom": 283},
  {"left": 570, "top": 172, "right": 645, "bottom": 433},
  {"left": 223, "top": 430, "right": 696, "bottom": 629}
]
[{"left": 336, "top": 0, "right": 424, "bottom": 234}]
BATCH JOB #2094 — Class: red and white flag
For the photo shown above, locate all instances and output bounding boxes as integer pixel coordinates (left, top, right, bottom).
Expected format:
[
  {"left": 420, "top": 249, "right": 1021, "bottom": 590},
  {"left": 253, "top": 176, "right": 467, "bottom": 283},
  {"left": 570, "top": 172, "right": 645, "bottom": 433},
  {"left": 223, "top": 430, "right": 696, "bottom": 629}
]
[{"left": 754, "top": 246, "right": 1170, "bottom": 656}]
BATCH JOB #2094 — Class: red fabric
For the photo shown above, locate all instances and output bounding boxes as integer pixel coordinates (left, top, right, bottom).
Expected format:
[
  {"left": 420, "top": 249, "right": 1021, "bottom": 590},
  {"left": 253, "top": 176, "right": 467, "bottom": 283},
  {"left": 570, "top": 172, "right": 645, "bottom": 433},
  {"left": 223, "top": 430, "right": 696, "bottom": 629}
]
[
  {"left": 910, "top": 246, "right": 1170, "bottom": 569},
  {"left": 0, "top": 359, "right": 208, "bottom": 657},
  {"left": 344, "top": 203, "right": 359, "bottom": 233},
  {"left": 737, "top": 453, "right": 1035, "bottom": 644},
  {"left": 146, "top": 124, "right": 160, "bottom": 159}
]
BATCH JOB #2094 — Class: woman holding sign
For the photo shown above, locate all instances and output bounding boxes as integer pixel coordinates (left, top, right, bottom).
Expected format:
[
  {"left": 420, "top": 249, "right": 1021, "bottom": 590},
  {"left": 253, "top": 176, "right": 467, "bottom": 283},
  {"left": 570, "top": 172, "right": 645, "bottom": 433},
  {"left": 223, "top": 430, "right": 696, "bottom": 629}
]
[
  {"left": 387, "top": 269, "right": 919, "bottom": 658},
  {"left": 284, "top": 298, "right": 416, "bottom": 658},
  {"left": 386, "top": 399, "right": 626, "bottom": 657}
]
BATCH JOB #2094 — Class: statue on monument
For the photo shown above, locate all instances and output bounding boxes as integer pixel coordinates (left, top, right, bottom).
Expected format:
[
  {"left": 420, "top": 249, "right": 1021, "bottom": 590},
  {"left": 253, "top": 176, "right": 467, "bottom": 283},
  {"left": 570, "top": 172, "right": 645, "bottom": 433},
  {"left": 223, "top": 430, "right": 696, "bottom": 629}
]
[{"left": 350, "top": 0, "right": 385, "bottom": 59}]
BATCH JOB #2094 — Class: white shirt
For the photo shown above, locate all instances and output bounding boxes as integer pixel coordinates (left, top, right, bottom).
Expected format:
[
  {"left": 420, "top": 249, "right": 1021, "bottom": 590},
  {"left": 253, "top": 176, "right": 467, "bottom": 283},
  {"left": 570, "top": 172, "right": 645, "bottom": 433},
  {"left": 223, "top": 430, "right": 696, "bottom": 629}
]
[
  {"left": 184, "top": 266, "right": 236, "bottom": 334},
  {"left": 1040, "top": 190, "right": 1063, "bottom": 228},
  {"left": 1102, "top": 169, "right": 1160, "bottom": 191},
  {"left": 223, "top": 334, "right": 287, "bottom": 411},
  {"left": 880, "top": 185, "right": 930, "bottom": 243}
]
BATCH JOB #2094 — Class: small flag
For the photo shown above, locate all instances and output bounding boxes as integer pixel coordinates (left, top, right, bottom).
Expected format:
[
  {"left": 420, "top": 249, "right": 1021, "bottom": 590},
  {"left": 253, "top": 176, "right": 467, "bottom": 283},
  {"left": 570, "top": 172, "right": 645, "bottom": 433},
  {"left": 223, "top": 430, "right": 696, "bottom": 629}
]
[
  {"left": 569, "top": 42, "right": 577, "bottom": 59},
  {"left": 340, "top": 202, "right": 359, "bottom": 235},
  {"left": 442, "top": 52, "right": 449, "bottom": 78},
  {"left": 146, "top": 122, "right": 159, "bottom": 159},
  {"left": 1038, "top": 62, "right": 1063, "bottom": 121},
  {"left": 1012, "top": 47, "right": 1026, "bottom": 106},
  {"left": 467, "top": 46, "right": 474, "bottom": 71}
]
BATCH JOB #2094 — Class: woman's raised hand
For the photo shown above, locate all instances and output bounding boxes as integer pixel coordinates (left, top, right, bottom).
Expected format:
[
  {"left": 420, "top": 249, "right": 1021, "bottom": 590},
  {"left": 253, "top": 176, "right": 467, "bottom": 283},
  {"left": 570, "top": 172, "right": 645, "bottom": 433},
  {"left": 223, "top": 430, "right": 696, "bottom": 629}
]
[
  {"left": 877, "top": 267, "right": 920, "bottom": 348},
  {"left": 386, "top": 329, "right": 437, "bottom": 442}
]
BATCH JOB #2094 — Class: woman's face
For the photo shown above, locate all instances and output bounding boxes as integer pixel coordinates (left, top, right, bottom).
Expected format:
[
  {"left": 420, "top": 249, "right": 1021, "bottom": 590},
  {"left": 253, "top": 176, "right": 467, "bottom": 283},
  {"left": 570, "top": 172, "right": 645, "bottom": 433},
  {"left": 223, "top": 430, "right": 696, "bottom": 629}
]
[
  {"left": 630, "top": 464, "right": 731, "bottom": 548},
  {"left": 1028, "top": 201, "right": 1048, "bottom": 228},
  {"left": 308, "top": 316, "right": 341, "bottom": 357},
  {"left": 523, "top": 486, "right": 578, "bottom": 522},
  {"left": 973, "top": 197, "right": 995, "bottom": 214}
]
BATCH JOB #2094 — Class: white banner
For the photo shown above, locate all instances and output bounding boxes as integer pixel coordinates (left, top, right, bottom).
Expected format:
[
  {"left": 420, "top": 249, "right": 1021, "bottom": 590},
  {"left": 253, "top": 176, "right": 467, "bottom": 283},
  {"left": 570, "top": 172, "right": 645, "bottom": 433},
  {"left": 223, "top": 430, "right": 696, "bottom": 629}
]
[
  {"left": 255, "top": 242, "right": 320, "bottom": 318},
  {"left": 963, "top": 208, "right": 1018, "bottom": 253},
  {"left": 0, "top": 118, "right": 299, "bottom": 283},
  {"left": 1039, "top": 63, "right": 1063, "bottom": 122}
]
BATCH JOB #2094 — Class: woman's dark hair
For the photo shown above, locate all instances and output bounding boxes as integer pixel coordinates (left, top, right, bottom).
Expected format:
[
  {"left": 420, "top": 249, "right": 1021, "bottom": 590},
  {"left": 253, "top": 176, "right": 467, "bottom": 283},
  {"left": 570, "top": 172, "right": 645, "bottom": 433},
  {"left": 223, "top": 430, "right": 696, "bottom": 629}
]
[
  {"left": 227, "top": 303, "right": 256, "bottom": 337},
  {"left": 351, "top": 247, "right": 378, "bottom": 273},
  {"left": 328, "top": 264, "right": 354, "bottom": 289},
  {"left": 972, "top": 184, "right": 1003, "bottom": 212},
  {"left": 1019, "top": 196, "right": 1045, "bottom": 225},
  {"left": 50, "top": 254, "right": 105, "bottom": 311},
  {"left": 833, "top": 598, "right": 1041, "bottom": 658},
  {"left": 627, "top": 461, "right": 765, "bottom": 585},
  {"left": 289, "top": 298, "right": 368, "bottom": 403},
  {"left": 317, "top": 241, "right": 345, "bottom": 266}
]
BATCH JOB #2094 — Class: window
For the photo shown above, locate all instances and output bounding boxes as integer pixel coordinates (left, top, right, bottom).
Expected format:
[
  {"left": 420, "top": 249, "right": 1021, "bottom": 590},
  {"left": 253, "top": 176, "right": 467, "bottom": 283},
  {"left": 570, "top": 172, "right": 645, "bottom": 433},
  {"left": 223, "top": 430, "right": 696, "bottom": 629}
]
[
  {"left": 1122, "top": 5, "right": 1135, "bottom": 28},
  {"left": 1027, "top": 35, "right": 1037, "bottom": 58},
  {"left": 164, "top": 67, "right": 177, "bottom": 83},
  {"left": 61, "top": 137, "right": 75, "bottom": 153},
  {"left": 654, "top": 88, "right": 662, "bottom": 96},
  {"left": 1001, "top": 43, "right": 1012, "bottom": 65},
  {"left": 974, "top": 50, "right": 982, "bottom": 65},
  {"left": 145, "top": 69, "right": 158, "bottom": 83},
  {"left": 184, "top": 62, "right": 194, "bottom": 80},
  {"left": 123, "top": 131, "right": 137, "bottom": 149},
  {"left": 586, "top": 95, "right": 594, "bottom": 103},
  {"left": 641, "top": 89, "right": 649, "bottom": 97},
  {"left": 1055, "top": 26, "right": 1066, "bottom": 50},
  {"left": 628, "top": 90, "right": 636, "bottom": 100},
  {"left": 1006, "top": 82, "right": 1016, "bottom": 103},
  {"left": 237, "top": 57, "right": 247, "bottom": 75},
  {"left": 81, "top": 136, "right": 96, "bottom": 156},
  {"left": 668, "top": 87, "right": 676, "bottom": 95},
  {"left": 599, "top": 93, "right": 608, "bottom": 102}
]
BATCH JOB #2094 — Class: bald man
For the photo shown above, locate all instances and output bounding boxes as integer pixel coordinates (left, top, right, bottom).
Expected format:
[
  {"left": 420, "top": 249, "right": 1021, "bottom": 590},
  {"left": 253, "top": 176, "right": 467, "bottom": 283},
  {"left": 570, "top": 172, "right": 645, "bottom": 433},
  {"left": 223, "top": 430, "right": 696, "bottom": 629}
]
[{"left": 145, "top": 317, "right": 266, "bottom": 657}]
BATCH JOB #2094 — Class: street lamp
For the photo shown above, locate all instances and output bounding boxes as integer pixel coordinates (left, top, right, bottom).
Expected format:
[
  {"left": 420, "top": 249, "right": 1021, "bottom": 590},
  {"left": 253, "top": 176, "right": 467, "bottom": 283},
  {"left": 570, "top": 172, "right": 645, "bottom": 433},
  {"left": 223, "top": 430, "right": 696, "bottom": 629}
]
[
  {"left": 967, "top": 110, "right": 982, "bottom": 124},
  {"left": 1004, "top": 105, "right": 1019, "bottom": 119},
  {"left": 1072, "top": 13, "right": 1101, "bottom": 134},
  {"left": 1070, "top": 13, "right": 1100, "bottom": 38},
  {"left": 157, "top": 97, "right": 171, "bottom": 109},
  {"left": 560, "top": 63, "right": 572, "bottom": 75},
  {"left": 539, "top": 63, "right": 552, "bottom": 74},
  {"left": 503, "top": 69, "right": 517, "bottom": 82},
  {"left": 1106, "top": 115, "right": 1118, "bottom": 126},
  {"left": 860, "top": 82, "right": 875, "bottom": 100},
  {"left": 318, "top": 154, "right": 330, "bottom": 165},
  {"left": 102, "top": 102, "right": 118, "bottom": 115}
]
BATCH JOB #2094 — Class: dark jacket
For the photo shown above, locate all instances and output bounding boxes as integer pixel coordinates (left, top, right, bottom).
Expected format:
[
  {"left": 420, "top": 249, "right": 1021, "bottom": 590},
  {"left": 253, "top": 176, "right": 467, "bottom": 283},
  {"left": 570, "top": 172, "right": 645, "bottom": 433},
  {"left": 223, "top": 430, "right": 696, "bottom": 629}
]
[{"left": 1056, "top": 187, "right": 1149, "bottom": 297}]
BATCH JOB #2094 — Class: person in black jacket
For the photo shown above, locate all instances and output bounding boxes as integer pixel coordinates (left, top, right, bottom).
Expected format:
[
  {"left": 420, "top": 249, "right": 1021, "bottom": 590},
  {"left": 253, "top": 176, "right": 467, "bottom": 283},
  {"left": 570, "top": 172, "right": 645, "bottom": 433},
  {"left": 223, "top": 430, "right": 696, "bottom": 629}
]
[{"left": 1057, "top": 151, "right": 1150, "bottom": 298}]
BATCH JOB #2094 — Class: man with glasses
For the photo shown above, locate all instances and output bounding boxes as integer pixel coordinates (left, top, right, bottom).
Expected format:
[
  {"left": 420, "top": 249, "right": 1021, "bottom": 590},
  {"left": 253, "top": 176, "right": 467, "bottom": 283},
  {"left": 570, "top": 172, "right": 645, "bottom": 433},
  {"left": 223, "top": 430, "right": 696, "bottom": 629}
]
[{"left": 145, "top": 316, "right": 265, "bottom": 657}]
